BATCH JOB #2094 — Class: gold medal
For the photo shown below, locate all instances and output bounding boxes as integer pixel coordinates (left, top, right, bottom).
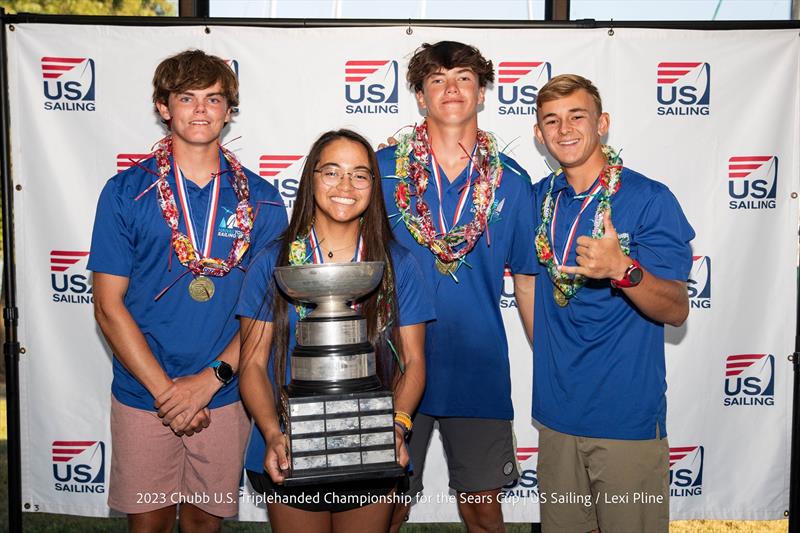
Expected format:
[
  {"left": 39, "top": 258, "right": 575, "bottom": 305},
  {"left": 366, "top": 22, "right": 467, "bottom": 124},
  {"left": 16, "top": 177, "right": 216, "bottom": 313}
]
[
  {"left": 553, "top": 286, "right": 569, "bottom": 307},
  {"left": 435, "top": 259, "right": 458, "bottom": 276},
  {"left": 189, "top": 276, "right": 215, "bottom": 302}
]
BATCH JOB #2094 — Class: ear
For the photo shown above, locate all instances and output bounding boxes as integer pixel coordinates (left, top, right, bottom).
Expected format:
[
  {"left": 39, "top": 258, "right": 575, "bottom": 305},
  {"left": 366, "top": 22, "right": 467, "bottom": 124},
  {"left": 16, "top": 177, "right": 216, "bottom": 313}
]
[
  {"left": 224, "top": 105, "right": 232, "bottom": 125},
  {"left": 597, "top": 112, "right": 610, "bottom": 136},
  {"left": 155, "top": 99, "right": 171, "bottom": 122},
  {"left": 415, "top": 90, "right": 427, "bottom": 111},
  {"left": 533, "top": 123, "right": 544, "bottom": 145},
  {"left": 478, "top": 85, "right": 486, "bottom": 105}
]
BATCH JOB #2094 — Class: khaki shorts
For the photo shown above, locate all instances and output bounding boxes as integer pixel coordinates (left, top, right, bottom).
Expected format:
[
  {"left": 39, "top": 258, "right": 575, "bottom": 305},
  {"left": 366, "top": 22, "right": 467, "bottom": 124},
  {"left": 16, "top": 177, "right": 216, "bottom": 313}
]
[
  {"left": 108, "top": 396, "right": 249, "bottom": 517},
  {"left": 537, "top": 425, "right": 669, "bottom": 533}
]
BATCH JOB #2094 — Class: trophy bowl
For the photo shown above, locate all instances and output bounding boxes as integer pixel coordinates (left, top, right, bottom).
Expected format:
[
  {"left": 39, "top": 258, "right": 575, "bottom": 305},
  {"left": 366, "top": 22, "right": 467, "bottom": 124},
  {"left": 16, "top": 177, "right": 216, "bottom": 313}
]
[{"left": 274, "top": 262, "right": 384, "bottom": 317}]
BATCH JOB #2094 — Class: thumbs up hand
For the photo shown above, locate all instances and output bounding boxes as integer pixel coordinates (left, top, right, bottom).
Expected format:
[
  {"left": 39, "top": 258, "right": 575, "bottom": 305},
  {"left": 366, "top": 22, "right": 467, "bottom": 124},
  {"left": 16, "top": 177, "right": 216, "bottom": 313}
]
[{"left": 557, "top": 210, "right": 631, "bottom": 281}]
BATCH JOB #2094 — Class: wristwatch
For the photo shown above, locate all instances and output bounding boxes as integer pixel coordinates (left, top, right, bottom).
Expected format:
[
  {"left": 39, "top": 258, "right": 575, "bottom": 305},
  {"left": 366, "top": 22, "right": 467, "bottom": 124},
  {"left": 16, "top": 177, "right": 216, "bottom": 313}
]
[
  {"left": 209, "top": 360, "right": 234, "bottom": 385},
  {"left": 611, "top": 259, "right": 643, "bottom": 289}
]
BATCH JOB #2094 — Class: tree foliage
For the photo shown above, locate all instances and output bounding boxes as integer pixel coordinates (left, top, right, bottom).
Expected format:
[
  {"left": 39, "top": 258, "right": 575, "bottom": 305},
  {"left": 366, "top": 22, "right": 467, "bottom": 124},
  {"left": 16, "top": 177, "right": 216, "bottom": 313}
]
[{"left": 0, "top": 0, "right": 176, "bottom": 16}]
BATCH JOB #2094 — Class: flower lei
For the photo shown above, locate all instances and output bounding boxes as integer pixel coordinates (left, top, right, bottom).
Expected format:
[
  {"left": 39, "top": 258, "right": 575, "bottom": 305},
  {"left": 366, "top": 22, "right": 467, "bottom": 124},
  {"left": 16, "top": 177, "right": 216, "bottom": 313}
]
[
  {"left": 534, "top": 145, "right": 629, "bottom": 302},
  {"left": 393, "top": 122, "right": 503, "bottom": 266},
  {"left": 153, "top": 135, "right": 253, "bottom": 277}
]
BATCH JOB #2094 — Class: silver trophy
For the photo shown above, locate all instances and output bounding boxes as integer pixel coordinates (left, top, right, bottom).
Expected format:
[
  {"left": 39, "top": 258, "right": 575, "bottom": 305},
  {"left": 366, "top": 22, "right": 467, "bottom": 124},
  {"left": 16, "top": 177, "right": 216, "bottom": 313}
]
[{"left": 274, "top": 262, "right": 404, "bottom": 486}]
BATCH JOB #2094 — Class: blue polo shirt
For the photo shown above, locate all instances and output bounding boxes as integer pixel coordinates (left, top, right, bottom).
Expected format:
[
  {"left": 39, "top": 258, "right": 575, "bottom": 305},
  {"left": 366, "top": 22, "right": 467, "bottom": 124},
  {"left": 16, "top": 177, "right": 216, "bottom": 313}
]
[
  {"left": 235, "top": 240, "right": 435, "bottom": 473},
  {"left": 531, "top": 167, "right": 694, "bottom": 440},
  {"left": 88, "top": 152, "right": 288, "bottom": 411},
  {"left": 377, "top": 145, "right": 536, "bottom": 420}
]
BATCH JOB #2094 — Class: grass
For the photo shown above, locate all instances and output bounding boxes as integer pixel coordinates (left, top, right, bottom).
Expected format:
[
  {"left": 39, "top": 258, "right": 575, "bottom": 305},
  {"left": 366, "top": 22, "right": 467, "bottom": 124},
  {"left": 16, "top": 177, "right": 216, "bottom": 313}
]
[{"left": 0, "top": 397, "right": 790, "bottom": 532}]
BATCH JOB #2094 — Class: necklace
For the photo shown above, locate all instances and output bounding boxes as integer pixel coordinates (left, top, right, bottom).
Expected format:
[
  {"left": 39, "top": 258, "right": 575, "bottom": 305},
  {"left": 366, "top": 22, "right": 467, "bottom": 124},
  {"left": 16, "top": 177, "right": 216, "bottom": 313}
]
[
  {"left": 534, "top": 145, "right": 629, "bottom": 306},
  {"left": 152, "top": 135, "right": 253, "bottom": 301},
  {"left": 393, "top": 121, "right": 503, "bottom": 279}
]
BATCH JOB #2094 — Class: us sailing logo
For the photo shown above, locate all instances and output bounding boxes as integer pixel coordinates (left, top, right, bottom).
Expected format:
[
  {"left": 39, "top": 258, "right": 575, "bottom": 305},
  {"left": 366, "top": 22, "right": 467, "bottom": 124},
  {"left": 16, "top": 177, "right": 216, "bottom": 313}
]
[
  {"left": 687, "top": 256, "right": 711, "bottom": 309},
  {"left": 500, "top": 266, "right": 517, "bottom": 309},
  {"left": 51, "top": 250, "right": 92, "bottom": 304},
  {"left": 724, "top": 354, "right": 775, "bottom": 406},
  {"left": 728, "top": 155, "right": 778, "bottom": 210},
  {"left": 669, "top": 446, "right": 703, "bottom": 497},
  {"left": 259, "top": 154, "right": 303, "bottom": 209},
  {"left": 344, "top": 60, "right": 399, "bottom": 114},
  {"left": 41, "top": 56, "right": 96, "bottom": 111},
  {"left": 502, "top": 447, "right": 539, "bottom": 499},
  {"left": 116, "top": 153, "right": 152, "bottom": 174},
  {"left": 52, "top": 440, "right": 106, "bottom": 494},
  {"left": 656, "top": 62, "right": 710, "bottom": 116},
  {"left": 496, "top": 61, "right": 551, "bottom": 116}
]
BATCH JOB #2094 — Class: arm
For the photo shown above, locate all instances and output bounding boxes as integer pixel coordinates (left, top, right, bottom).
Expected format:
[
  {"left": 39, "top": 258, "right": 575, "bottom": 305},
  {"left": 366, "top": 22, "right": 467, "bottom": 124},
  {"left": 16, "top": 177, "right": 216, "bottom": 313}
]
[
  {"left": 391, "top": 324, "right": 426, "bottom": 467},
  {"left": 153, "top": 335, "right": 239, "bottom": 434},
  {"left": 93, "top": 272, "right": 174, "bottom": 405},
  {"left": 559, "top": 211, "right": 689, "bottom": 327},
  {"left": 513, "top": 274, "right": 535, "bottom": 344},
  {"left": 238, "top": 317, "right": 289, "bottom": 483}
]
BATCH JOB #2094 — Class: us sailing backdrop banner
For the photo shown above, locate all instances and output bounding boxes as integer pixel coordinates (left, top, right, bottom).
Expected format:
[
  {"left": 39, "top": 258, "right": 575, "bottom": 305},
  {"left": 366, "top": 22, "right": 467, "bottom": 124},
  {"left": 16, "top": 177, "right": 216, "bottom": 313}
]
[{"left": 6, "top": 23, "right": 798, "bottom": 521}]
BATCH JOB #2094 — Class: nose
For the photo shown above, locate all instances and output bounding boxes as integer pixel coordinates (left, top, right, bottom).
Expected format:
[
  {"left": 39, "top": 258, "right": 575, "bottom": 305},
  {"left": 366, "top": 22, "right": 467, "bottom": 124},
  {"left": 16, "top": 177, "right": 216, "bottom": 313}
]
[
  {"left": 445, "top": 78, "right": 459, "bottom": 93},
  {"left": 558, "top": 121, "right": 571, "bottom": 135},
  {"left": 335, "top": 173, "right": 355, "bottom": 191}
]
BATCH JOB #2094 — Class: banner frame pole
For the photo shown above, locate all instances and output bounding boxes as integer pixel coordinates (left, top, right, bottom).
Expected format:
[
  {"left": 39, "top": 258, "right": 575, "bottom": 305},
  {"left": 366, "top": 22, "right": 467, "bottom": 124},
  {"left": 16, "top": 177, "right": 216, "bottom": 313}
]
[{"left": 1, "top": 7, "right": 23, "bottom": 532}]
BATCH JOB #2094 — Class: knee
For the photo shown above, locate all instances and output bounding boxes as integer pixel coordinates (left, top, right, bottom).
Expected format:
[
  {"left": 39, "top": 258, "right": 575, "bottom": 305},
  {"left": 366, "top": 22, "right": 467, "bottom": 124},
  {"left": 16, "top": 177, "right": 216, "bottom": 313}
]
[{"left": 458, "top": 499, "right": 504, "bottom": 533}]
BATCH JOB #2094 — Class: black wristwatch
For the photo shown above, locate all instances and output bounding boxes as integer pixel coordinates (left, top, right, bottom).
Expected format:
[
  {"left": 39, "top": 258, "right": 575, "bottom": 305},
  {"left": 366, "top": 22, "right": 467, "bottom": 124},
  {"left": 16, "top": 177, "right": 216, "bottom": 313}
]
[{"left": 209, "top": 360, "right": 234, "bottom": 385}]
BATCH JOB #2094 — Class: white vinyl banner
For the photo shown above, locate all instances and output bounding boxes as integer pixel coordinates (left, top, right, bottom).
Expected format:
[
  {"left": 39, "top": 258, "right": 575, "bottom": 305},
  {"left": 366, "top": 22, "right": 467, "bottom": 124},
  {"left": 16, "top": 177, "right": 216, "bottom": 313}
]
[{"left": 5, "top": 23, "right": 798, "bottom": 522}]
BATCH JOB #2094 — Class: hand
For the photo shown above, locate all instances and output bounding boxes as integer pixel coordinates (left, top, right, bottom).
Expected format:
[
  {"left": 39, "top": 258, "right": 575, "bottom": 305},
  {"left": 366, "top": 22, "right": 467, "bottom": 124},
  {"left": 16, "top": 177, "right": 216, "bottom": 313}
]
[
  {"left": 395, "top": 426, "right": 409, "bottom": 468},
  {"left": 377, "top": 136, "right": 399, "bottom": 150},
  {"left": 558, "top": 210, "right": 630, "bottom": 281},
  {"left": 264, "top": 431, "right": 291, "bottom": 484},
  {"left": 178, "top": 408, "right": 211, "bottom": 437},
  {"left": 154, "top": 368, "right": 221, "bottom": 434}
]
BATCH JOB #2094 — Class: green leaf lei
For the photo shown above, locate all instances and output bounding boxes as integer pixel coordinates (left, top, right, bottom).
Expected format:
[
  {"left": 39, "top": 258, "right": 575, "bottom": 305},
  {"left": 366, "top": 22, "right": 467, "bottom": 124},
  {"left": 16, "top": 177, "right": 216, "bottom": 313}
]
[{"left": 534, "top": 145, "right": 630, "bottom": 303}]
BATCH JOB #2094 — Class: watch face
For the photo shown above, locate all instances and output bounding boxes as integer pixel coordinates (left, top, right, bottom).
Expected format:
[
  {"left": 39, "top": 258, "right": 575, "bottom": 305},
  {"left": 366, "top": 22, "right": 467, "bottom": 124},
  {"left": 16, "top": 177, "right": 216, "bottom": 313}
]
[
  {"left": 629, "top": 267, "right": 644, "bottom": 286},
  {"left": 216, "top": 362, "right": 234, "bottom": 382}
]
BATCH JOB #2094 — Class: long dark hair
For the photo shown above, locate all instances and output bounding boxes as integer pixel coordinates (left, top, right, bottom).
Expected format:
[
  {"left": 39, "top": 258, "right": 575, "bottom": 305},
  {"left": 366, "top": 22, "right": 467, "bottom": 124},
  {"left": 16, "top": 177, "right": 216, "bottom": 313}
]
[{"left": 271, "top": 129, "right": 401, "bottom": 404}]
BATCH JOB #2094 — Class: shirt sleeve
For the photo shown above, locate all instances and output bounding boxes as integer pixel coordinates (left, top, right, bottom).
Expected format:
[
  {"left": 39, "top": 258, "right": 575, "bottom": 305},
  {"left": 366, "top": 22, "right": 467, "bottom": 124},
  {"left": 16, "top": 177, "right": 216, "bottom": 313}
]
[
  {"left": 236, "top": 246, "right": 278, "bottom": 322},
  {"left": 505, "top": 164, "right": 538, "bottom": 275},
  {"left": 393, "top": 247, "right": 436, "bottom": 327},
  {"left": 632, "top": 186, "right": 695, "bottom": 281},
  {"left": 248, "top": 175, "right": 289, "bottom": 259},
  {"left": 87, "top": 178, "right": 134, "bottom": 277}
]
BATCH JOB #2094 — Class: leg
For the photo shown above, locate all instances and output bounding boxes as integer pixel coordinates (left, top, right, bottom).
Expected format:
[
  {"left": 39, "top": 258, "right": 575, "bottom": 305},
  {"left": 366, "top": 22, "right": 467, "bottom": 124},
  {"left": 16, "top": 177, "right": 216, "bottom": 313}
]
[
  {"left": 583, "top": 430, "right": 669, "bottom": 533},
  {"left": 390, "top": 413, "right": 436, "bottom": 532},
  {"left": 456, "top": 489, "right": 504, "bottom": 533},
  {"left": 536, "top": 425, "right": 596, "bottom": 533},
  {"left": 333, "top": 501, "right": 394, "bottom": 533},
  {"left": 438, "top": 418, "right": 518, "bottom": 533},
  {"left": 178, "top": 503, "right": 222, "bottom": 533},
  {"left": 267, "top": 502, "right": 332, "bottom": 533},
  {"left": 128, "top": 506, "right": 177, "bottom": 533}
]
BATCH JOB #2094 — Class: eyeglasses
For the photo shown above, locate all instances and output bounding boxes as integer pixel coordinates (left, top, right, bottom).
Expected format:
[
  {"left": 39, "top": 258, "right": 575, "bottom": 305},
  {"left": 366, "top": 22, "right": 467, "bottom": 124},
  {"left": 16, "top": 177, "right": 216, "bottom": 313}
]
[{"left": 314, "top": 165, "right": 374, "bottom": 190}]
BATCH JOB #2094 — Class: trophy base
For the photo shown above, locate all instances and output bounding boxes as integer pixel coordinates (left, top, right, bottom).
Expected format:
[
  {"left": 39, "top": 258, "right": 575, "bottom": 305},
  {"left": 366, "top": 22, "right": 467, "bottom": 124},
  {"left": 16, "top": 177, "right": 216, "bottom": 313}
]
[
  {"left": 287, "top": 376, "right": 382, "bottom": 396},
  {"left": 283, "top": 462, "right": 405, "bottom": 487},
  {"left": 283, "top": 389, "right": 400, "bottom": 487}
]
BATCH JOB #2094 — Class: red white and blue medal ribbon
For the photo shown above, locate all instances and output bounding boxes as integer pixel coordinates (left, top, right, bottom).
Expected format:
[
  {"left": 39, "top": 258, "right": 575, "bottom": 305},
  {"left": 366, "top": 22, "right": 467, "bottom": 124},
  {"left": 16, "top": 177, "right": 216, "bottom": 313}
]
[
  {"left": 429, "top": 143, "right": 477, "bottom": 234},
  {"left": 308, "top": 226, "right": 364, "bottom": 311},
  {"left": 550, "top": 182, "right": 603, "bottom": 266},
  {"left": 309, "top": 226, "right": 365, "bottom": 264},
  {"left": 174, "top": 164, "right": 220, "bottom": 259}
]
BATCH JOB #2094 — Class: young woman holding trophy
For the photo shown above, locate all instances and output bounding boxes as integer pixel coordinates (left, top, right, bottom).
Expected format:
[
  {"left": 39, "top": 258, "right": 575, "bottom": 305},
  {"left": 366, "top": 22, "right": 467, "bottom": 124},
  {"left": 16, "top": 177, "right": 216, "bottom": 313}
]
[{"left": 237, "top": 129, "right": 434, "bottom": 533}]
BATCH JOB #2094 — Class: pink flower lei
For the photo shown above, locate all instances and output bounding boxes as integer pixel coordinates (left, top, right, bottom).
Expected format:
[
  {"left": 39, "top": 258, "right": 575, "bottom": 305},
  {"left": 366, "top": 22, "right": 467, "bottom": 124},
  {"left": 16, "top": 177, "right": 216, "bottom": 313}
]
[
  {"left": 393, "top": 122, "right": 503, "bottom": 265},
  {"left": 152, "top": 135, "right": 254, "bottom": 277}
]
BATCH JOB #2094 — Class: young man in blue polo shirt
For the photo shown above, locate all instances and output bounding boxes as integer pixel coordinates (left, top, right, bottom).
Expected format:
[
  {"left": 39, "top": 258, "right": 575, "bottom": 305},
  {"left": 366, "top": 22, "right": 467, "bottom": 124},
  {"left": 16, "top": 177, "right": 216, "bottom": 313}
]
[
  {"left": 89, "top": 50, "right": 286, "bottom": 532},
  {"left": 377, "top": 41, "right": 536, "bottom": 531},
  {"left": 531, "top": 74, "right": 694, "bottom": 533}
]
